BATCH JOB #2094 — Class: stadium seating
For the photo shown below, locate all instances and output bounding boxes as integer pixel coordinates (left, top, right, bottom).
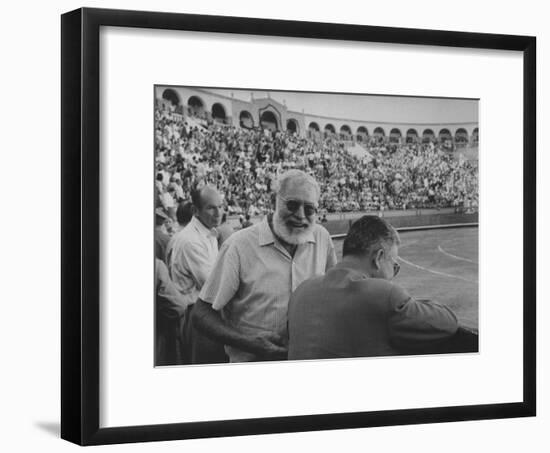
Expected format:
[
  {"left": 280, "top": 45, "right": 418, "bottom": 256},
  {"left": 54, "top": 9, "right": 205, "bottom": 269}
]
[{"left": 155, "top": 105, "right": 479, "bottom": 218}]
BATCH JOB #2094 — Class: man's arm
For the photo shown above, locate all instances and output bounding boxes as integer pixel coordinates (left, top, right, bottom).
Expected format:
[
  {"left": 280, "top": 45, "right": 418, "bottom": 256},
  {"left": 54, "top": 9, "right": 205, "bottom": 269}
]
[
  {"left": 387, "top": 285, "right": 458, "bottom": 352},
  {"left": 192, "top": 299, "right": 287, "bottom": 360},
  {"left": 155, "top": 259, "right": 188, "bottom": 318},
  {"left": 182, "top": 241, "right": 214, "bottom": 288}
]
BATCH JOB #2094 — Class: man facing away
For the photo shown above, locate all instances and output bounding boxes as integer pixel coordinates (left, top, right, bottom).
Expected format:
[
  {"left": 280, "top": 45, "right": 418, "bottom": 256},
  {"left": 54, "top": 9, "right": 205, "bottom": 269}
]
[
  {"left": 193, "top": 170, "right": 337, "bottom": 362},
  {"left": 288, "top": 215, "right": 459, "bottom": 360}
]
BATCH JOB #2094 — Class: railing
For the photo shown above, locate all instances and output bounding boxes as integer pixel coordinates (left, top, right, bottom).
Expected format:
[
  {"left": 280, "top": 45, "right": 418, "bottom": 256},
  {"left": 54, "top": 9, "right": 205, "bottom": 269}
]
[{"left": 226, "top": 208, "right": 479, "bottom": 233}]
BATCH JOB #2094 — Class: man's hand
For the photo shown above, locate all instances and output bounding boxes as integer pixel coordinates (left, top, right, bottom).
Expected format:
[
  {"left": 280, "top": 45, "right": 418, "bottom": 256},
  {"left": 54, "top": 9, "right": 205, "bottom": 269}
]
[
  {"left": 251, "top": 332, "right": 288, "bottom": 361},
  {"left": 193, "top": 300, "right": 288, "bottom": 361}
]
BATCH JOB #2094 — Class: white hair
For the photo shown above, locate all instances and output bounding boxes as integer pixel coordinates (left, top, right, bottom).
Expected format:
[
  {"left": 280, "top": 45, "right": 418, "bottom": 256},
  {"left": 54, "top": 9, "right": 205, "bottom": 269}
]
[{"left": 274, "top": 169, "right": 320, "bottom": 200}]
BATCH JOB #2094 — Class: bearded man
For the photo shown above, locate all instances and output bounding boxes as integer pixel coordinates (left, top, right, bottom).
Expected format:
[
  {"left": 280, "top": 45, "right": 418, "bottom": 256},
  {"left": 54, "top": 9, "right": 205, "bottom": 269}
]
[{"left": 193, "top": 170, "right": 337, "bottom": 362}]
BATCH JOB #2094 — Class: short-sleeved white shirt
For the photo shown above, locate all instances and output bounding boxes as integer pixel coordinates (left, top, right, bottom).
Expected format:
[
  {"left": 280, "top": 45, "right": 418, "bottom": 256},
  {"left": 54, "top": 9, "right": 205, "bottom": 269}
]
[
  {"left": 168, "top": 216, "right": 219, "bottom": 306},
  {"left": 199, "top": 217, "right": 337, "bottom": 362}
]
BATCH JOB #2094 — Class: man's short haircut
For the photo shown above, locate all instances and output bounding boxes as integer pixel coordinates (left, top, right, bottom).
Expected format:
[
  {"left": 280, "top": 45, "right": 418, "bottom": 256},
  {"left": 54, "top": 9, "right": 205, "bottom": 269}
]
[
  {"left": 176, "top": 201, "right": 194, "bottom": 226},
  {"left": 274, "top": 169, "right": 320, "bottom": 200},
  {"left": 343, "top": 215, "right": 400, "bottom": 258},
  {"left": 191, "top": 185, "right": 219, "bottom": 210},
  {"left": 190, "top": 187, "right": 202, "bottom": 209},
  {"left": 190, "top": 186, "right": 208, "bottom": 209}
]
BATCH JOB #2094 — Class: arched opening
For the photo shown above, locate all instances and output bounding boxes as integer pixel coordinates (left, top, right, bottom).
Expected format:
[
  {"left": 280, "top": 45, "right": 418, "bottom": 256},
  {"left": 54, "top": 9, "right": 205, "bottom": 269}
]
[
  {"left": 324, "top": 123, "right": 336, "bottom": 137},
  {"left": 211, "top": 103, "right": 227, "bottom": 123},
  {"left": 472, "top": 127, "right": 479, "bottom": 145},
  {"left": 340, "top": 125, "right": 352, "bottom": 140},
  {"left": 162, "top": 89, "right": 180, "bottom": 107},
  {"left": 439, "top": 128, "right": 452, "bottom": 141},
  {"left": 260, "top": 111, "right": 278, "bottom": 131},
  {"left": 389, "top": 128, "right": 402, "bottom": 143},
  {"left": 406, "top": 128, "right": 418, "bottom": 144},
  {"left": 187, "top": 96, "right": 205, "bottom": 117},
  {"left": 308, "top": 122, "right": 320, "bottom": 139},
  {"left": 422, "top": 128, "right": 435, "bottom": 143},
  {"left": 439, "top": 128, "right": 453, "bottom": 150},
  {"left": 286, "top": 118, "right": 299, "bottom": 134},
  {"left": 455, "top": 128, "right": 469, "bottom": 147},
  {"left": 239, "top": 110, "right": 254, "bottom": 129},
  {"left": 308, "top": 122, "right": 320, "bottom": 132},
  {"left": 356, "top": 126, "right": 368, "bottom": 142},
  {"left": 373, "top": 127, "right": 386, "bottom": 143}
]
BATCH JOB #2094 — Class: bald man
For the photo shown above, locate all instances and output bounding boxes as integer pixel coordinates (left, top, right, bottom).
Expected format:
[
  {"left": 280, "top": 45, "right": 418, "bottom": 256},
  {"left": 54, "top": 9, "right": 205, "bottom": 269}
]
[{"left": 168, "top": 185, "right": 228, "bottom": 364}]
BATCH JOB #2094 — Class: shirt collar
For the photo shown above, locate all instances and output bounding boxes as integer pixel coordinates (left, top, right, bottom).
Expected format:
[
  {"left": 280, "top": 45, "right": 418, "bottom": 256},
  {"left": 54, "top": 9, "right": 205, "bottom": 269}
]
[
  {"left": 258, "top": 216, "right": 316, "bottom": 246},
  {"left": 303, "top": 228, "right": 316, "bottom": 244},
  {"left": 258, "top": 217, "right": 275, "bottom": 246},
  {"left": 191, "top": 216, "right": 218, "bottom": 239}
]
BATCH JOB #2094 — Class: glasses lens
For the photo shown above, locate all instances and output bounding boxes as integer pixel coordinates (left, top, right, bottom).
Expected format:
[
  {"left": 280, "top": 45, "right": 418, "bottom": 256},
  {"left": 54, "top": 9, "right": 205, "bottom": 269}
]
[
  {"left": 285, "top": 199, "right": 317, "bottom": 216},
  {"left": 393, "top": 262, "right": 400, "bottom": 277},
  {"left": 286, "top": 200, "right": 301, "bottom": 212},
  {"left": 303, "top": 204, "right": 317, "bottom": 216}
]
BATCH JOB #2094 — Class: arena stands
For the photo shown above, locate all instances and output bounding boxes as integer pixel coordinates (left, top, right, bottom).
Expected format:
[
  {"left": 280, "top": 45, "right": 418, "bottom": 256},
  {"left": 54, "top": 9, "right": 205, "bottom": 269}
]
[{"left": 154, "top": 100, "right": 478, "bottom": 220}]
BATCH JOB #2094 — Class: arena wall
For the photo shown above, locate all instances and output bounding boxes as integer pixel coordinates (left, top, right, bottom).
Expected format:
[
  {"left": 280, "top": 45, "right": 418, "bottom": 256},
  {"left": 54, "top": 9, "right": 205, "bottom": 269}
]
[
  {"left": 323, "top": 212, "right": 479, "bottom": 236},
  {"left": 155, "top": 85, "right": 479, "bottom": 146}
]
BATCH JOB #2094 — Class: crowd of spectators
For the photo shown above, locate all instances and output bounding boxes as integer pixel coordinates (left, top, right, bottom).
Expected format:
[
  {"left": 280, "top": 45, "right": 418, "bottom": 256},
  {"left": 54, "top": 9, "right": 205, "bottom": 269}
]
[{"left": 155, "top": 100, "right": 479, "bottom": 219}]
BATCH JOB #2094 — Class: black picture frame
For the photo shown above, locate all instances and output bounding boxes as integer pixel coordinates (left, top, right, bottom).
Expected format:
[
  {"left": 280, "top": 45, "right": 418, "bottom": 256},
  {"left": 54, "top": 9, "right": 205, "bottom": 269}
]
[{"left": 61, "top": 7, "right": 536, "bottom": 446}]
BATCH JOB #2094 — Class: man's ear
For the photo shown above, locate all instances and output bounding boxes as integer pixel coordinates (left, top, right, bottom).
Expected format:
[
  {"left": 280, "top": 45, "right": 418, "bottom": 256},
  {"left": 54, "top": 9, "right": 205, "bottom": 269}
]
[{"left": 373, "top": 248, "right": 384, "bottom": 270}]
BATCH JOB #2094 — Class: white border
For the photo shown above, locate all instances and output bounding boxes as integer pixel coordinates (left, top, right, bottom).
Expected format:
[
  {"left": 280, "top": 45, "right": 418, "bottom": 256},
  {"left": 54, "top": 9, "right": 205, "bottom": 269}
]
[{"left": 100, "top": 26, "right": 523, "bottom": 427}]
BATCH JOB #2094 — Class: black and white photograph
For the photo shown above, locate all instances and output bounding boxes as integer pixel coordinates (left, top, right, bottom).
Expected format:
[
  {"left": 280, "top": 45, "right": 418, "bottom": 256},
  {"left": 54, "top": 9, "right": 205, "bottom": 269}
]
[{"left": 154, "top": 86, "right": 479, "bottom": 366}]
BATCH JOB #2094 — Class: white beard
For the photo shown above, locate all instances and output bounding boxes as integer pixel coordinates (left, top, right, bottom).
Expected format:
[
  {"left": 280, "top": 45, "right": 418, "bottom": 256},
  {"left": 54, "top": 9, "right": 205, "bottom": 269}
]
[{"left": 272, "top": 211, "right": 314, "bottom": 245}]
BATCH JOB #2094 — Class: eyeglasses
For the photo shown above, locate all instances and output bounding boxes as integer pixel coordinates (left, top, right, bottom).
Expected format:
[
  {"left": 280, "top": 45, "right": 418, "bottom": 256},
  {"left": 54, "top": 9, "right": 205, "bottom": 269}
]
[
  {"left": 390, "top": 257, "right": 401, "bottom": 277},
  {"left": 279, "top": 196, "right": 318, "bottom": 217}
]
